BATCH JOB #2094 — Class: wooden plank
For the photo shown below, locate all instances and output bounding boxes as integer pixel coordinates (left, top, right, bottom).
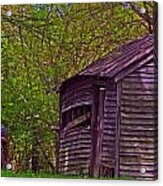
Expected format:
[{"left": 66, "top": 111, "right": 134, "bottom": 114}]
[
  {"left": 63, "top": 112, "right": 91, "bottom": 132},
  {"left": 121, "top": 120, "right": 157, "bottom": 126},
  {"left": 103, "top": 130, "right": 116, "bottom": 136},
  {"left": 102, "top": 146, "right": 115, "bottom": 152},
  {"left": 121, "top": 123, "right": 158, "bottom": 129},
  {"left": 120, "top": 136, "right": 157, "bottom": 142},
  {"left": 59, "top": 149, "right": 91, "bottom": 157},
  {"left": 60, "top": 134, "right": 90, "bottom": 142},
  {"left": 114, "top": 81, "right": 121, "bottom": 177},
  {"left": 121, "top": 112, "right": 157, "bottom": 119},
  {"left": 59, "top": 163, "right": 89, "bottom": 170},
  {"left": 62, "top": 90, "right": 92, "bottom": 104},
  {"left": 104, "top": 108, "right": 116, "bottom": 113},
  {"left": 59, "top": 167, "right": 89, "bottom": 175},
  {"left": 119, "top": 170, "right": 158, "bottom": 178},
  {"left": 59, "top": 155, "right": 90, "bottom": 163},
  {"left": 61, "top": 128, "right": 90, "bottom": 138},
  {"left": 120, "top": 161, "right": 158, "bottom": 166},
  {"left": 121, "top": 106, "right": 157, "bottom": 113},
  {"left": 145, "top": 63, "right": 157, "bottom": 67},
  {"left": 120, "top": 153, "right": 157, "bottom": 160},
  {"left": 60, "top": 141, "right": 91, "bottom": 149},
  {"left": 120, "top": 130, "right": 157, "bottom": 137},
  {"left": 122, "top": 81, "right": 156, "bottom": 90},
  {"left": 105, "top": 96, "right": 117, "bottom": 101},
  {"left": 62, "top": 97, "right": 92, "bottom": 110},
  {"left": 120, "top": 147, "right": 157, "bottom": 154},
  {"left": 120, "top": 157, "right": 158, "bottom": 166},
  {"left": 59, "top": 157, "right": 90, "bottom": 165},
  {"left": 135, "top": 66, "right": 157, "bottom": 73},
  {"left": 122, "top": 77, "right": 157, "bottom": 83},
  {"left": 59, "top": 144, "right": 91, "bottom": 153},
  {"left": 120, "top": 156, "right": 157, "bottom": 162},
  {"left": 62, "top": 101, "right": 91, "bottom": 113},
  {"left": 62, "top": 128, "right": 90, "bottom": 137},
  {"left": 103, "top": 119, "right": 116, "bottom": 124},
  {"left": 120, "top": 165, "right": 158, "bottom": 172},
  {"left": 121, "top": 94, "right": 157, "bottom": 101},
  {"left": 104, "top": 113, "right": 116, "bottom": 118},
  {"left": 94, "top": 87, "right": 105, "bottom": 177},
  {"left": 102, "top": 151, "right": 115, "bottom": 158},
  {"left": 59, "top": 143, "right": 91, "bottom": 152},
  {"left": 62, "top": 90, "right": 92, "bottom": 102},
  {"left": 121, "top": 100, "right": 157, "bottom": 107},
  {"left": 90, "top": 86, "right": 99, "bottom": 177},
  {"left": 122, "top": 89, "right": 157, "bottom": 95},
  {"left": 127, "top": 73, "right": 157, "bottom": 78},
  {"left": 120, "top": 142, "right": 157, "bottom": 149},
  {"left": 59, "top": 159, "right": 90, "bottom": 166},
  {"left": 105, "top": 101, "right": 117, "bottom": 107},
  {"left": 60, "top": 135, "right": 91, "bottom": 144},
  {"left": 105, "top": 91, "right": 117, "bottom": 96},
  {"left": 59, "top": 148, "right": 90, "bottom": 158},
  {"left": 61, "top": 126, "right": 90, "bottom": 134},
  {"left": 60, "top": 132, "right": 91, "bottom": 139},
  {"left": 103, "top": 135, "right": 115, "bottom": 141},
  {"left": 101, "top": 157, "right": 115, "bottom": 164},
  {"left": 102, "top": 141, "right": 115, "bottom": 147},
  {"left": 62, "top": 81, "right": 93, "bottom": 99},
  {"left": 103, "top": 124, "right": 116, "bottom": 130},
  {"left": 59, "top": 162, "right": 89, "bottom": 169},
  {"left": 60, "top": 140, "right": 91, "bottom": 149}
]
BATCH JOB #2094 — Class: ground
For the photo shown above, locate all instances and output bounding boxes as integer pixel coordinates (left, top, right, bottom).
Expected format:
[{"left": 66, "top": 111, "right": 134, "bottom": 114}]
[{"left": 1, "top": 170, "right": 130, "bottom": 180}]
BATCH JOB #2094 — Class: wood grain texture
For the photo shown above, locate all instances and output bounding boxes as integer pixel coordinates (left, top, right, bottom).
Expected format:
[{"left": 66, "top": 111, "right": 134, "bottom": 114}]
[{"left": 119, "top": 61, "right": 158, "bottom": 180}]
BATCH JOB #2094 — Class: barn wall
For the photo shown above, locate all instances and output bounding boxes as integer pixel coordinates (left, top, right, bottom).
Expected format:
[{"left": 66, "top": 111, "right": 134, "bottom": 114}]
[
  {"left": 100, "top": 81, "right": 117, "bottom": 177},
  {"left": 58, "top": 121, "right": 91, "bottom": 175},
  {"left": 58, "top": 77, "right": 94, "bottom": 175},
  {"left": 61, "top": 76, "right": 94, "bottom": 112},
  {"left": 119, "top": 61, "right": 158, "bottom": 180}
]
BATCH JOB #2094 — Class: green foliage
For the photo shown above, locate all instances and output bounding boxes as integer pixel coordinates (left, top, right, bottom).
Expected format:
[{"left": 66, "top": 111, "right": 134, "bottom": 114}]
[
  {"left": 1, "top": 2, "right": 155, "bottom": 173},
  {"left": 1, "top": 170, "right": 131, "bottom": 180}
]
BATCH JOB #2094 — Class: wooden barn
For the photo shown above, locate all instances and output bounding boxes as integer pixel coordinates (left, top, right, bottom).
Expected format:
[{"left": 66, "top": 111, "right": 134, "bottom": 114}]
[{"left": 56, "top": 34, "right": 158, "bottom": 180}]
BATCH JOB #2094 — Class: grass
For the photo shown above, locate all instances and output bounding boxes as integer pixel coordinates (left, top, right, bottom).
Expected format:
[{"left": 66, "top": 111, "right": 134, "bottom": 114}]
[
  {"left": 1, "top": 170, "right": 88, "bottom": 179},
  {"left": 1, "top": 170, "right": 131, "bottom": 180}
]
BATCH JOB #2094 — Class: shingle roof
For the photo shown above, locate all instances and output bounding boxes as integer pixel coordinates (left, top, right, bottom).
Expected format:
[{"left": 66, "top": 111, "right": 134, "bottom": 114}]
[
  {"left": 79, "top": 34, "right": 155, "bottom": 79},
  {"left": 57, "top": 34, "right": 156, "bottom": 92}
]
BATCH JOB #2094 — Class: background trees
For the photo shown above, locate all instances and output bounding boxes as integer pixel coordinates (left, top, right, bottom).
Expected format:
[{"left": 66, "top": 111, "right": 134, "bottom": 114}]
[{"left": 1, "top": 2, "right": 156, "bottom": 172}]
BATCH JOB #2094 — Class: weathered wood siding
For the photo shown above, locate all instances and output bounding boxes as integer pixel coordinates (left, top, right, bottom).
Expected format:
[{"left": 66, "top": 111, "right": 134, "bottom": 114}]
[
  {"left": 58, "top": 77, "right": 94, "bottom": 175},
  {"left": 100, "top": 82, "right": 117, "bottom": 177},
  {"left": 61, "top": 77, "right": 94, "bottom": 112},
  {"left": 58, "top": 121, "right": 91, "bottom": 175},
  {"left": 119, "top": 61, "right": 158, "bottom": 180}
]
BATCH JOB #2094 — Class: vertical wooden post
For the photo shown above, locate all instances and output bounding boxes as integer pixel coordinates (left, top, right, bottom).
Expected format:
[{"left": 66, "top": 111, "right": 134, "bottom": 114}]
[
  {"left": 90, "top": 86, "right": 105, "bottom": 177},
  {"left": 90, "top": 86, "right": 99, "bottom": 177},
  {"left": 95, "top": 87, "right": 105, "bottom": 177},
  {"left": 115, "top": 81, "right": 121, "bottom": 177}
]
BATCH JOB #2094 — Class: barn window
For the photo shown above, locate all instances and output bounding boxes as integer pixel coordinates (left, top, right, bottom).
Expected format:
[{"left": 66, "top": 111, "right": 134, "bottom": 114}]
[{"left": 61, "top": 105, "right": 91, "bottom": 131}]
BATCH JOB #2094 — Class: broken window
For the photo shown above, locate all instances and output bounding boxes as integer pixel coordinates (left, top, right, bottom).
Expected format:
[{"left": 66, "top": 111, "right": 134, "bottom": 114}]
[{"left": 61, "top": 105, "right": 91, "bottom": 131}]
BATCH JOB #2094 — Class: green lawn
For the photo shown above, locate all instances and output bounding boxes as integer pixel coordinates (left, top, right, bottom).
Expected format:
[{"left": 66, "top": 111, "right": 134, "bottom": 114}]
[
  {"left": 1, "top": 170, "right": 131, "bottom": 180},
  {"left": 1, "top": 170, "right": 87, "bottom": 179}
]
